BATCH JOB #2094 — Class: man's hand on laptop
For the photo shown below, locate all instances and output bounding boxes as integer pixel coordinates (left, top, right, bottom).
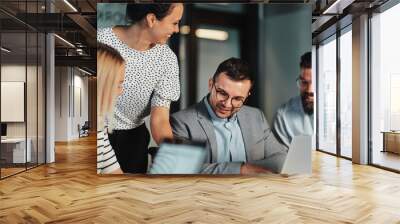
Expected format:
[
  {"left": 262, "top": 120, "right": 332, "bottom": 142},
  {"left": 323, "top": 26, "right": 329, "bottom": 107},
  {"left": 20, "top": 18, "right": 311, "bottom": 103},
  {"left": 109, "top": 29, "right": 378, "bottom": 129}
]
[{"left": 240, "top": 164, "right": 272, "bottom": 174}]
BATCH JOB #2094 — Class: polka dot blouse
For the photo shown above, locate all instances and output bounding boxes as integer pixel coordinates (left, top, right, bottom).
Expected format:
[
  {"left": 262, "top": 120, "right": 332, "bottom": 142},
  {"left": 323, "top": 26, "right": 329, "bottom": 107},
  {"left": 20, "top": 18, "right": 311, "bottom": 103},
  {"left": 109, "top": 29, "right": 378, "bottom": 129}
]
[{"left": 97, "top": 27, "right": 180, "bottom": 130}]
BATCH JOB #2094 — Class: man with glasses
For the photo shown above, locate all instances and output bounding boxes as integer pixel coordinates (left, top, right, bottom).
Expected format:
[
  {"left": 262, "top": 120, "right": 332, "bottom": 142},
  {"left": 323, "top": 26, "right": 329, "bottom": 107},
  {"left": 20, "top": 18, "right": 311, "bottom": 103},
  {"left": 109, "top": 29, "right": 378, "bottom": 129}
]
[
  {"left": 170, "top": 58, "right": 288, "bottom": 174},
  {"left": 273, "top": 52, "right": 314, "bottom": 147}
]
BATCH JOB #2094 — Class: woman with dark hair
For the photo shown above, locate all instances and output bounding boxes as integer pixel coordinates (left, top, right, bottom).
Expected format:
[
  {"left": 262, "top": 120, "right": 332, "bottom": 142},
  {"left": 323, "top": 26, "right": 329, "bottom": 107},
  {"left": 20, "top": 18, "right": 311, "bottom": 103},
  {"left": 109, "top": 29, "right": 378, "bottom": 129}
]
[{"left": 97, "top": 3, "right": 184, "bottom": 173}]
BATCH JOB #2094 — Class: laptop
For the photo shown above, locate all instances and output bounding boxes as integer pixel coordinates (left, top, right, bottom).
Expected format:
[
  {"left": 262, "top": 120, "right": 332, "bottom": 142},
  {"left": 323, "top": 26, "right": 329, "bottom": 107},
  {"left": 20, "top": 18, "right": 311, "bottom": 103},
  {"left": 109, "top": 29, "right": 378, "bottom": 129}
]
[
  {"left": 280, "top": 135, "right": 312, "bottom": 175},
  {"left": 149, "top": 139, "right": 207, "bottom": 174}
]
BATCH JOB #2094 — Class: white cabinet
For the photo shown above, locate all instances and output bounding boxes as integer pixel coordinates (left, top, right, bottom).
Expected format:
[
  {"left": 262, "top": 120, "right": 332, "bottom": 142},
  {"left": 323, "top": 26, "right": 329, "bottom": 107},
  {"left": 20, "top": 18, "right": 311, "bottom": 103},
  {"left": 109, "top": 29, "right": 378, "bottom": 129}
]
[{"left": 1, "top": 138, "right": 32, "bottom": 163}]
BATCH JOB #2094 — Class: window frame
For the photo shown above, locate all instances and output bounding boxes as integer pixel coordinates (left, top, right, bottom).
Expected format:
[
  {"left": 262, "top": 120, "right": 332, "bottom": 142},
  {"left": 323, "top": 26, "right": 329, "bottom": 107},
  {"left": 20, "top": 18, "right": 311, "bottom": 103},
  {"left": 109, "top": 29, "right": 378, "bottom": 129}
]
[
  {"left": 368, "top": 1, "right": 400, "bottom": 173},
  {"left": 315, "top": 23, "right": 353, "bottom": 161}
]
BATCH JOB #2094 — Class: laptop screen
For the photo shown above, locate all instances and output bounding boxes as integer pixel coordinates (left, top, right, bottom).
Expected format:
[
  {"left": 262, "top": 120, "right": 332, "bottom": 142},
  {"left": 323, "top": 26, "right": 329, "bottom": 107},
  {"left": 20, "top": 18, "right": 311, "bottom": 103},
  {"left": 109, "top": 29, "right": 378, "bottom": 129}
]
[
  {"left": 149, "top": 139, "right": 207, "bottom": 174},
  {"left": 280, "top": 135, "right": 312, "bottom": 175}
]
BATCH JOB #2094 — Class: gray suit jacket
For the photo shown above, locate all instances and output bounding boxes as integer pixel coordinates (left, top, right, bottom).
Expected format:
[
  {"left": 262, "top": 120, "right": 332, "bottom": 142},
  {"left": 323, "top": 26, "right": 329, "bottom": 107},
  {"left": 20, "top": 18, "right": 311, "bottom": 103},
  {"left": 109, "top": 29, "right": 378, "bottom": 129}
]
[{"left": 170, "top": 98, "right": 288, "bottom": 174}]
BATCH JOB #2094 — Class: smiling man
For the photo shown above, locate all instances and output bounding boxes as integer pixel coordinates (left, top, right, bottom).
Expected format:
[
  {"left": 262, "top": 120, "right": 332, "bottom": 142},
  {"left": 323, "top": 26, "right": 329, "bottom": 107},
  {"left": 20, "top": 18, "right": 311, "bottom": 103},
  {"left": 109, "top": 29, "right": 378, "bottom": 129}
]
[
  {"left": 170, "top": 58, "right": 288, "bottom": 174},
  {"left": 273, "top": 52, "right": 314, "bottom": 147}
]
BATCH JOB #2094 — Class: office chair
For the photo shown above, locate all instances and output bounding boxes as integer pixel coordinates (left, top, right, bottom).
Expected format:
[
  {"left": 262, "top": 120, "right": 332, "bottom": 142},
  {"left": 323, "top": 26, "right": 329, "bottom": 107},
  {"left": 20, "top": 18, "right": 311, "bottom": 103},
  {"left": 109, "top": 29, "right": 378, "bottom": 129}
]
[{"left": 78, "top": 121, "right": 90, "bottom": 138}]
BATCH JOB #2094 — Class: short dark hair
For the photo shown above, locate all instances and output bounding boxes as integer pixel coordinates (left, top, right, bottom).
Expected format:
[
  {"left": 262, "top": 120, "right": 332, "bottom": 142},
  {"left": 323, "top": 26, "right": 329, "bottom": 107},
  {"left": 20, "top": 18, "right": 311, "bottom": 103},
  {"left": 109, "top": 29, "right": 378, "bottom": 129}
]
[
  {"left": 300, "top": 52, "right": 311, "bottom": 69},
  {"left": 126, "top": 4, "right": 174, "bottom": 25},
  {"left": 213, "top": 58, "right": 253, "bottom": 84}
]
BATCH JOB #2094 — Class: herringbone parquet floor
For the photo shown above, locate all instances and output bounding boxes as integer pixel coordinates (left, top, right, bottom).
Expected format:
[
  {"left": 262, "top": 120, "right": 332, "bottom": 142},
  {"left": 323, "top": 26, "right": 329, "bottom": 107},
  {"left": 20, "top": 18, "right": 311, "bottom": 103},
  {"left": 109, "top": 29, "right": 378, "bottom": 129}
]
[{"left": 1, "top": 135, "right": 400, "bottom": 223}]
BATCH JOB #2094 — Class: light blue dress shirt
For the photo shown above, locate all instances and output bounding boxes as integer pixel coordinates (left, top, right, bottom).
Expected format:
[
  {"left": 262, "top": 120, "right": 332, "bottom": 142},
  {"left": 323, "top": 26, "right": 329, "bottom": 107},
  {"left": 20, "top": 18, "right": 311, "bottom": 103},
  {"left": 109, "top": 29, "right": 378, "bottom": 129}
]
[
  {"left": 273, "top": 96, "right": 314, "bottom": 147},
  {"left": 204, "top": 97, "right": 247, "bottom": 163}
]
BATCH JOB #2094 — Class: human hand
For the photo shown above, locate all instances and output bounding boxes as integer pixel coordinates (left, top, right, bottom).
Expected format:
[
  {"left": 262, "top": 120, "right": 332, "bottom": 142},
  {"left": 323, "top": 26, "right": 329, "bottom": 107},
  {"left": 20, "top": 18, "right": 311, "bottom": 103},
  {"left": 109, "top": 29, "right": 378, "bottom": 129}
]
[
  {"left": 109, "top": 168, "right": 124, "bottom": 174},
  {"left": 240, "top": 164, "right": 272, "bottom": 175}
]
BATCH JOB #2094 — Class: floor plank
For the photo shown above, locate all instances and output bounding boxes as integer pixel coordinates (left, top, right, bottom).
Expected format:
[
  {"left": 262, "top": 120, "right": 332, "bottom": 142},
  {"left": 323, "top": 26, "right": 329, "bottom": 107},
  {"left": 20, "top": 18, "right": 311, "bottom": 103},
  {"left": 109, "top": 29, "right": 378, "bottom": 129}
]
[{"left": 0, "top": 135, "right": 399, "bottom": 223}]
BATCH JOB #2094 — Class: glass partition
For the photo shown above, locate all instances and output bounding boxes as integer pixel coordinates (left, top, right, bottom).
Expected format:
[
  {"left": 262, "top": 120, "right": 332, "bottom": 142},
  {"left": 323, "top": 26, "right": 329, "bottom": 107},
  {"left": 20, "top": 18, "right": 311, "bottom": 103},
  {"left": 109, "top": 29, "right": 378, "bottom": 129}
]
[
  {"left": 339, "top": 27, "right": 352, "bottom": 158},
  {"left": 38, "top": 32, "right": 45, "bottom": 165},
  {"left": 1, "top": 30, "right": 28, "bottom": 177},
  {"left": 0, "top": 1, "right": 46, "bottom": 179},
  {"left": 27, "top": 31, "right": 38, "bottom": 169},
  {"left": 370, "top": 3, "right": 400, "bottom": 171},
  {"left": 317, "top": 35, "right": 337, "bottom": 155}
]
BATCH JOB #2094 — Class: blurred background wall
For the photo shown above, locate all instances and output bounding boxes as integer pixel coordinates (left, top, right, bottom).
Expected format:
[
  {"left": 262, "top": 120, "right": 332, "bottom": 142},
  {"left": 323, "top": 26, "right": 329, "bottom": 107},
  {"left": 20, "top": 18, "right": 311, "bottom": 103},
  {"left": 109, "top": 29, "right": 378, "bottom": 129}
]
[{"left": 97, "top": 3, "right": 312, "bottom": 124}]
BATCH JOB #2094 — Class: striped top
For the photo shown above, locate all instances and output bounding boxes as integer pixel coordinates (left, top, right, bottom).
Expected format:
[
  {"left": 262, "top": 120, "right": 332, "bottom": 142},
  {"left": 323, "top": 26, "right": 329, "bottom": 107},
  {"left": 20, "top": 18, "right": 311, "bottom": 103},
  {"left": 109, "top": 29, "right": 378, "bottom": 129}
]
[{"left": 97, "top": 126, "right": 120, "bottom": 174}]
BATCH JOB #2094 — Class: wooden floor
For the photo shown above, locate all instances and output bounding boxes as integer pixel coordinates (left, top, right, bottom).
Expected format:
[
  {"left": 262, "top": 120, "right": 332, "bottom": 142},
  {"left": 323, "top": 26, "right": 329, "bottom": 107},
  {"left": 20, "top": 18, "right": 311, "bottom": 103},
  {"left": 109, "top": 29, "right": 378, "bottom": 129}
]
[
  {"left": 372, "top": 150, "right": 400, "bottom": 171},
  {"left": 0, "top": 167, "right": 26, "bottom": 178},
  {"left": 1, "top": 135, "right": 400, "bottom": 223},
  {"left": 1, "top": 163, "right": 43, "bottom": 178}
]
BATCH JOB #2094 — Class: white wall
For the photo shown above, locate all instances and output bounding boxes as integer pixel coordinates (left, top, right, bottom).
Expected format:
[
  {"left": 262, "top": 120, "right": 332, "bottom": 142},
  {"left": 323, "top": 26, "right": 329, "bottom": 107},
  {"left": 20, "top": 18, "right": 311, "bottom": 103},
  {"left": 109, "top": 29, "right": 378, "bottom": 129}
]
[
  {"left": 72, "top": 73, "right": 89, "bottom": 138},
  {"left": 54, "top": 67, "right": 89, "bottom": 141},
  {"left": 1, "top": 65, "right": 26, "bottom": 142},
  {"left": 1, "top": 63, "right": 46, "bottom": 163},
  {"left": 1, "top": 65, "right": 35, "bottom": 137},
  {"left": 55, "top": 67, "right": 68, "bottom": 141}
]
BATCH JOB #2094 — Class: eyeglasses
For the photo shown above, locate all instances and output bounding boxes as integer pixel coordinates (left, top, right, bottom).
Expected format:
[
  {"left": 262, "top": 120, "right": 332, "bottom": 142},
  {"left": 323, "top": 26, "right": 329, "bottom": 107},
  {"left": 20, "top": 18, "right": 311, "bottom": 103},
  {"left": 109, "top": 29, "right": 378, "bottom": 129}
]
[
  {"left": 296, "top": 77, "right": 312, "bottom": 89},
  {"left": 212, "top": 84, "right": 248, "bottom": 108}
]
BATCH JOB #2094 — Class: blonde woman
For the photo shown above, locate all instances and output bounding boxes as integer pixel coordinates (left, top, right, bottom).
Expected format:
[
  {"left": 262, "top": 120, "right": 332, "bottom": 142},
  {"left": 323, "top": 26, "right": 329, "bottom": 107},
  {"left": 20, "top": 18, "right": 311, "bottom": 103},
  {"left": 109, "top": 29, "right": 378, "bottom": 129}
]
[{"left": 97, "top": 42, "right": 125, "bottom": 174}]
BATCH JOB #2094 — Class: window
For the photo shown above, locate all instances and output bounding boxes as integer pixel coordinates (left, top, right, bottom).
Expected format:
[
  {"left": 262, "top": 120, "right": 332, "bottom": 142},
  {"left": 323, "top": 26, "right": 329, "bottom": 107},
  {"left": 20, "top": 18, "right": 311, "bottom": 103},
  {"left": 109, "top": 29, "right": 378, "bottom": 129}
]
[
  {"left": 339, "top": 27, "right": 352, "bottom": 158},
  {"left": 317, "top": 35, "right": 337, "bottom": 155},
  {"left": 370, "top": 2, "right": 400, "bottom": 171}
]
